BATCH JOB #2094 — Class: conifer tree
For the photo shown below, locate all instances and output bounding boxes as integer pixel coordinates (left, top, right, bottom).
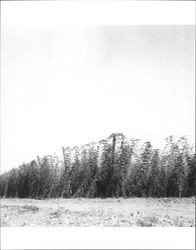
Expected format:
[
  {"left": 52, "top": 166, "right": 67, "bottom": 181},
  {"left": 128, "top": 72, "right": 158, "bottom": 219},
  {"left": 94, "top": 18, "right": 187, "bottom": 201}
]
[
  {"left": 148, "top": 150, "right": 160, "bottom": 197},
  {"left": 134, "top": 141, "right": 152, "bottom": 197},
  {"left": 60, "top": 147, "right": 72, "bottom": 197},
  {"left": 87, "top": 145, "right": 99, "bottom": 198},
  {"left": 99, "top": 141, "right": 113, "bottom": 197},
  {"left": 70, "top": 148, "right": 81, "bottom": 197},
  {"left": 187, "top": 153, "right": 196, "bottom": 196},
  {"left": 115, "top": 139, "right": 131, "bottom": 197}
]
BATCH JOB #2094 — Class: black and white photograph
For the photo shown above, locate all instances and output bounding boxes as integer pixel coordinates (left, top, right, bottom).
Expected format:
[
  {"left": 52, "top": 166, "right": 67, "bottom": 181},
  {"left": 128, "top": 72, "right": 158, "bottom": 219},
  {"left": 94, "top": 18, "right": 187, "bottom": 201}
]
[{"left": 0, "top": 0, "right": 195, "bottom": 249}]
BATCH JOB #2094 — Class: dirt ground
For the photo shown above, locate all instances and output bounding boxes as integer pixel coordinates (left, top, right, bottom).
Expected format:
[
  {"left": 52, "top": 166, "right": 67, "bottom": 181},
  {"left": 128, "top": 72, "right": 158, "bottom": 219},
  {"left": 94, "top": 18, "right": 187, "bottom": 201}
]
[{"left": 1, "top": 197, "right": 195, "bottom": 227}]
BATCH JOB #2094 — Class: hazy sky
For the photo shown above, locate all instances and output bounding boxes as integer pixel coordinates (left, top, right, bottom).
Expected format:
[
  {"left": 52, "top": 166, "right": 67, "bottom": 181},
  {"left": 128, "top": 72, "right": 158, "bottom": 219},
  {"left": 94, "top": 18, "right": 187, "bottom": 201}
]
[{"left": 1, "top": 24, "right": 195, "bottom": 172}]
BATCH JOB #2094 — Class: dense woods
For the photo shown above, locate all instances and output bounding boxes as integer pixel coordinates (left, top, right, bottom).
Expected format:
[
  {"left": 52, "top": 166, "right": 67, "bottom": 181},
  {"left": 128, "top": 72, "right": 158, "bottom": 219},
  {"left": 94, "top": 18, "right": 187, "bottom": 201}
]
[{"left": 0, "top": 133, "right": 195, "bottom": 198}]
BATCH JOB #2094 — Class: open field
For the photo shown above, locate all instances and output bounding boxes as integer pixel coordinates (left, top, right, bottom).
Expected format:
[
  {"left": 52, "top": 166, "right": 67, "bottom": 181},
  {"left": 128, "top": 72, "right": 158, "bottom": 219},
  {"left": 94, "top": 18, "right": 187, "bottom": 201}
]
[{"left": 1, "top": 197, "right": 195, "bottom": 227}]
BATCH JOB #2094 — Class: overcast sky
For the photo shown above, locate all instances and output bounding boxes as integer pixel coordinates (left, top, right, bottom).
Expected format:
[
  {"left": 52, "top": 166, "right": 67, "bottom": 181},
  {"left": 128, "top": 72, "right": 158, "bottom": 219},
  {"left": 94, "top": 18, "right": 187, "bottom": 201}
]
[{"left": 1, "top": 23, "right": 195, "bottom": 172}]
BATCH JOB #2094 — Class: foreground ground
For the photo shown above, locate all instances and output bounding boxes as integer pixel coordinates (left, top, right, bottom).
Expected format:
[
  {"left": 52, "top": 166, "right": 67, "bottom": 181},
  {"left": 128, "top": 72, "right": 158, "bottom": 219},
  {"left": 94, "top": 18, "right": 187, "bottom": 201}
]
[{"left": 1, "top": 197, "right": 195, "bottom": 227}]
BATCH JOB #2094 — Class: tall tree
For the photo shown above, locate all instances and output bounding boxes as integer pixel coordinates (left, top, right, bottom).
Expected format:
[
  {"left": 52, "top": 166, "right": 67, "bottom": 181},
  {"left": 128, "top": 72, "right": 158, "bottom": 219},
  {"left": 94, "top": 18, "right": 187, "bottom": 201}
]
[
  {"left": 115, "top": 138, "right": 131, "bottom": 197},
  {"left": 134, "top": 141, "right": 152, "bottom": 197},
  {"left": 187, "top": 153, "right": 196, "bottom": 196},
  {"left": 87, "top": 145, "right": 99, "bottom": 198},
  {"left": 60, "top": 147, "right": 72, "bottom": 197},
  {"left": 148, "top": 149, "right": 160, "bottom": 197},
  {"left": 70, "top": 147, "right": 81, "bottom": 197}
]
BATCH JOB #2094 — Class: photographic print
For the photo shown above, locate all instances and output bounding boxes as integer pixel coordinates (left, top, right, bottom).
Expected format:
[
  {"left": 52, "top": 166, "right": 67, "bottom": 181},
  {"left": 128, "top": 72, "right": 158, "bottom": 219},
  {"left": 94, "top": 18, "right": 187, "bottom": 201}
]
[
  {"left": 1, "top": 6, "right": 195, "bottom": 228},
  {"left": 0, "top": 1, "right": 195, "bottom": 249}
]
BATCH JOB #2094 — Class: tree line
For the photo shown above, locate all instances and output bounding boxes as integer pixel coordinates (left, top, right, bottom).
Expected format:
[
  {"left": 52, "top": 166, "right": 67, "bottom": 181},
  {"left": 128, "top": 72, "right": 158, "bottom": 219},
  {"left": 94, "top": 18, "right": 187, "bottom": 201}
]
[{"left": 0, "top": 133, "right": 195, "bottom": 199}]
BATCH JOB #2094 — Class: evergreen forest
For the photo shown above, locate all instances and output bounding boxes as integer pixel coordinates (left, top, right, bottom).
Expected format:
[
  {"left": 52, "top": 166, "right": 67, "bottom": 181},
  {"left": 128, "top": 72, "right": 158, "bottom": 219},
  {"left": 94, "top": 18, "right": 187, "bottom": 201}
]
[{"left": 0, "top": 133, "right": 195, "bottom": 199}]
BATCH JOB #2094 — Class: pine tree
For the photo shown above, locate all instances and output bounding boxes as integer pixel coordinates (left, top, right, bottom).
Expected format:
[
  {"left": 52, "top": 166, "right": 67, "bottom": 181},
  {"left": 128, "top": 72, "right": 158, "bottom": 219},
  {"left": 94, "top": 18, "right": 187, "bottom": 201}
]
[
  {"left": 169, "top": 153, "right": 187, "bottom": 197},
  {"left": 158, "top": 154, "right": 169, "bottom": 197},
  {"left": 115, "top": 138, "right": 131, "bottom": 197},
  {"left": 99, "top": 141, "right": 113, "bottom": 197},
  {"left": 187, "top": 154, "right": 196, "bottom": 196},
  {"left": 163, "top": 136, "right": 181, "bottom": 196},
  {"left": 134, "top": 141, "right": 152, "bottom": 197},
  {"left": 70, "top": 148, "right": 81, "bottom": 197},
  {"left": 60, "top": 147, "right": 72, "bottom": 197},
  {"left": 148, "top": 150, "right": 160, "bottom": 197},
  {"left": 28, "top": 160, "right": 39, "bottom": 198},
  {"left": 87, "top": 145, "right": 99, "bottom": 198}
]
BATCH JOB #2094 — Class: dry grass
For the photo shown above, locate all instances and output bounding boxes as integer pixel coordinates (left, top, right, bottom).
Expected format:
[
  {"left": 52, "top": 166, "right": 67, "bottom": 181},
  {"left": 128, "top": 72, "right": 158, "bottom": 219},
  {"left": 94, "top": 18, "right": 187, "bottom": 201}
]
[{"left": 1, "top": 197, "right": 195, "bottom": 227}]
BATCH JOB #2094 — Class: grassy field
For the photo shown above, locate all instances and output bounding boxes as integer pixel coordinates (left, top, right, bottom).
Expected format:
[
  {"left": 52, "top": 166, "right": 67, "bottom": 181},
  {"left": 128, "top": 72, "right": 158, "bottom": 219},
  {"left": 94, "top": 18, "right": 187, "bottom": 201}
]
[{"left": 1, "top": 197, "right": 195, "bottom": 227}]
